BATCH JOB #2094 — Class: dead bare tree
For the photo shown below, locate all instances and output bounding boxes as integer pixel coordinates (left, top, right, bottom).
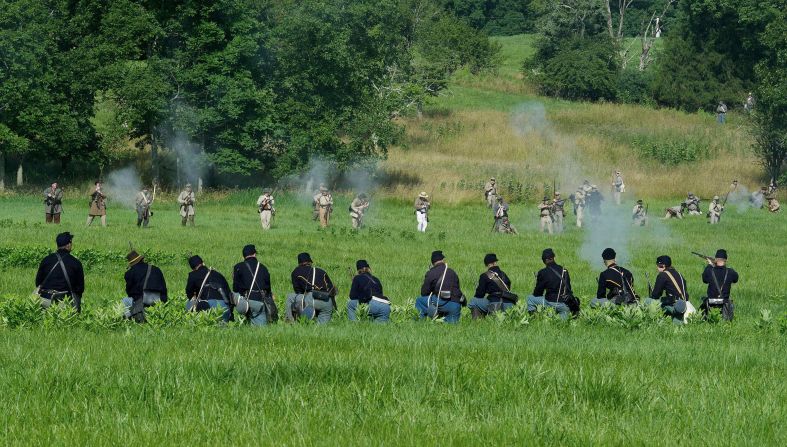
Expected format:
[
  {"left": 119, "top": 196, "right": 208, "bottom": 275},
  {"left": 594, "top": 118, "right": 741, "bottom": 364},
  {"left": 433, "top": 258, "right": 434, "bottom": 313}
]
[{"left": 639, "top": 0, "right": 675, "bottom": 71}]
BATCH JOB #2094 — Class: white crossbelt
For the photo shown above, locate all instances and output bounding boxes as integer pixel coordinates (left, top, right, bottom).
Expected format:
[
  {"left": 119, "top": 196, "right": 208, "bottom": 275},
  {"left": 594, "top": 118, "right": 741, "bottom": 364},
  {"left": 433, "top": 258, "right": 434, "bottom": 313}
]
[{"left": 371, "top": 296, "right": 390, "bottom": 305}]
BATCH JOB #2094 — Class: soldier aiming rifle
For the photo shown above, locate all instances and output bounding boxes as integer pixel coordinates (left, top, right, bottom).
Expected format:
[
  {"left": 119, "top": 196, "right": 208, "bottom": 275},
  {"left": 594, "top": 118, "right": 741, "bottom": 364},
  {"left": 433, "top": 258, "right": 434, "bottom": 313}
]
[{"left": 135, "top": 184, "right": 155, "bottom": 227}]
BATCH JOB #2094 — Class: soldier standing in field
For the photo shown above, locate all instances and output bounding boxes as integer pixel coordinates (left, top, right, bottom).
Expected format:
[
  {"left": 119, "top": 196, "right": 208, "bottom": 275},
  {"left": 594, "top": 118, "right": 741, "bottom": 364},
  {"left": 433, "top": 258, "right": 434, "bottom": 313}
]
[
  {"left": 632, "top": 200, "right": 648, "bottom": 226},
  {"left": 349, "top": 193, "right": 370, "bottom": 229},
  {"left": 312, "top": 184, "right": 324, "bottom": 221},
  {"left": 484, "top": 177, "right": 498, "bottom": 208},
  {"left": 538, "top": 196, "right": 553, "bottom": 234},
  {"left": 257, "top": 188, "right": 275, "bottom": 230},
  {"left": 612, "top": 171, "right": 624, "bottom": 205},
  {"left": 707, "top": 196, "right": 723, "bottom": 224},
  {"left": 135, "top": 186, "right": 153, "bottom": 227},
  {"left": 493, "top": 196, "right": 516, "bottom": 234},
  {"left": 86, "top": 181, "right": 107, "bottom": 227},
  {"left": 573, "top": 188, "right": 586, "bottom": 228},
  {"left": 178, "top": 183, "right": 196, "bottom": 226},
  {"left": 551, "top": 192, "right": 565, "bottom": 233},
  {"left": 684, "top": 192, "right": 702, "bottom": 216},
  {"left": 35, "top": 232, "right": 85, "bottom": 313},
  {"left": 44, "top": 182, "right": 64, "bottom": 224},
  {"left": 317, "top": 186, "right": 333, "bottom": 228},
  {"left": 415, "top": 191, "right": 430, "bottom": 232}
]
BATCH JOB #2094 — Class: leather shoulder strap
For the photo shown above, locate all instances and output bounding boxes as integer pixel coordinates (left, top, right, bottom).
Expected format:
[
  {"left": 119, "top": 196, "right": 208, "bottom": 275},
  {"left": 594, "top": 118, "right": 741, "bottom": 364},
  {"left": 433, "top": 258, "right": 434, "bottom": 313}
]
[
  {"left": 142, "top": 265, "right": 153, "bottom": 291},
  {"left": 55, "top": 253, "right": 73, "bottom": 294},
  {"left": 663, "top": 270, "right": 685, "bottom": 299}
]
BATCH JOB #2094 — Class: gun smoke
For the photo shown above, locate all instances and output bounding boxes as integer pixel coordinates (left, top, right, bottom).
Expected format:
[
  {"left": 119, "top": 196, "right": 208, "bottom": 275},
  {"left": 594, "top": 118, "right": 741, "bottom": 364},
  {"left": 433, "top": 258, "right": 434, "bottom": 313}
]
[{"left": 105, "top": 166, "right": 141, "bottom": 209}]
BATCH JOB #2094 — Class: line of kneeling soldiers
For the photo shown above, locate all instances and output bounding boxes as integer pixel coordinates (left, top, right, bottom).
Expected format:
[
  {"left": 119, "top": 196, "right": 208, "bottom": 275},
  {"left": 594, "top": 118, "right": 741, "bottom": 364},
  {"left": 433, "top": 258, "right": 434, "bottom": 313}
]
[{"left": 35, "top": 232, "right": 739, "bottom": 324}]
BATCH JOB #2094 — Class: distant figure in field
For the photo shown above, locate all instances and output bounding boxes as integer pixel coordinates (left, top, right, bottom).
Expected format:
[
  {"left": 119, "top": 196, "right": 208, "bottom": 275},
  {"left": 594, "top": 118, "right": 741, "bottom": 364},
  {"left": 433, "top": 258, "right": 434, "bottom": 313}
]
[
  {"left": 347, "top": 259, "right": 390, "bottom": 323},
  {"left": 493, "top": 196, "right": 517, "bottom": 234},
  {"left": 285, "top": 252, "right": 336, "bottom": 324},
  {"left": 135, "top": 186, "right": 154, "bottom": 227},
  {"left": 766, "top": 195, "right": 780, "bottom": 213},
  {"left": 538, "top": 196, "right": 553, "bottom": 234},
  {"left": 44, "top": 182, "right": 64, "bottom": 224},
  {"left": 707, "top": 196, "right": 724, "bottom": 224},
  {"left": 716, "top": 101, "right": 728, "bottom": 124},
  {"left": 256, "top": 188, "right": 275, "bottom": 230},
  {"left": 185, "top": 255, "right": 232, "bottom": 321},
  {"left": 612, "top": 171, "right": 625, "bottom": 205},
  {"left": 178, "top": 183, "right": 196, "bottom": 226},
  {"left": 349, "top": 193, "right": 370, "bottom": 229},
  {"left": 663, "top": 205, "right": 684, "bottom": 219},
  {"left": 316, "top": 186, "right": 333, "bottom": 228},
  {"left": 122, "top": 249, "right": 167, "bottom": 322},
  {"left": 35, "top": 232, "right": 84, "bottom": 313},
  {"left": 484, "top": 177, "right": 497, "bottom": 208},
  {"left": 414, "top": 191, "right": 430, "bottom": 232},
  {"left": 527, "top": 248, "right": 575, "bottom": 320},
  {"left": 86, "top": 181, "right": 107, "bottom": 227},
  {"left": 632, "top": 200, "right": 648, "bottom": 226},
  {"left": 571, "top": 188, "right": 586, "bottom": 228},
  {"left": 744, "top": 92, "right": 755, "bottom": 113},
  {"left": 469, "top": 253, "right": 516, "bottom": 319},
  {"left": 767, "top": 178, "right": 777, "bottom": 196},
  {"left": 415, "top": 251, "right": 464, "bottom": 323},
  {"left": 683, "top": 192, "right": 702, "bottom": 216},
  {"left": 700, "top": 249, "right": 738, "bottom": 321},
  {"left": 646, "top": 255, "right": 690, "bottom": 324},
  {"left": 591, "top": 248, "right": 637, "bottom": 307},
  {"left": 312, "top": 184, "right": 324, "bottom": 221},
  {"left": 586, "top": 185, "right": 603, "bottom": 220},
  {"left": 551, "top": 192, "right": 565, "bottom": 233}
]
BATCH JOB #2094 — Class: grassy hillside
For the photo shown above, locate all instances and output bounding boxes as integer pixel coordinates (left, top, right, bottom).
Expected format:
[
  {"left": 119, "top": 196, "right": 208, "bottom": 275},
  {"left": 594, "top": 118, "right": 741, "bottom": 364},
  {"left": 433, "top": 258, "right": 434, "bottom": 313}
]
[{"left": 382, "top": 35, "right": 761, "bottom": 202}]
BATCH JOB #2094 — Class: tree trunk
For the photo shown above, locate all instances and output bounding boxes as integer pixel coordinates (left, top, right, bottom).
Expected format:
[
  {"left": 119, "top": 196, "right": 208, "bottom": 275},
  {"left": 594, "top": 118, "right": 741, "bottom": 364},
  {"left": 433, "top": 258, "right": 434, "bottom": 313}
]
[
  {"left": 150, "top": 125, "right": 159, "bottom": 184},
  {"left": 0, "top": 151, "right": 5, "bottom": 191},
  {"left": 16, "top": 161, "right": 23, "bottom": 186}
]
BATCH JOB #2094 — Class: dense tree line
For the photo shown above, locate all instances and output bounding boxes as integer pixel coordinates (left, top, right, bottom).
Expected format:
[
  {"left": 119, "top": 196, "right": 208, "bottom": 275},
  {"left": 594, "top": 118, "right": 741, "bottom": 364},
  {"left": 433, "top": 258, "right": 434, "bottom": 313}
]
[{"left": 0, "top": 0, "right": 498, "bottom": 188}]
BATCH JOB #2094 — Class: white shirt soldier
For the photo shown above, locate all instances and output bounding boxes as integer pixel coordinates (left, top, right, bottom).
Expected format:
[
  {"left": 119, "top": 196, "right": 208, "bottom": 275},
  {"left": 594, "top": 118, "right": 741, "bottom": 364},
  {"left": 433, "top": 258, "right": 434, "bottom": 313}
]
[
  {"left": 414, "top": 191, "right": 430, "bottom": 232},
  {"left": 256, "top": 188, "right": 275, "bottom": 230},
  {"left": 178, "top": 184, "right": 196, "bottom": 226},
  {"left": 349, "top": 193, "right": 370, "bottom": 229}
]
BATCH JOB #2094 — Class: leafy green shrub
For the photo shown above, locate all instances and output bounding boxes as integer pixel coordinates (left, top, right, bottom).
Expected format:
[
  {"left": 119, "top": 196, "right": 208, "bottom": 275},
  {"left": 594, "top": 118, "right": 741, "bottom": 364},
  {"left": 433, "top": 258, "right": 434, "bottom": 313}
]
[
  {"left": 0, "top": 247, "right": 180, "bottom": 269},
  {"left": 618, "top": 69, "right": 655, "bottom": 105}
]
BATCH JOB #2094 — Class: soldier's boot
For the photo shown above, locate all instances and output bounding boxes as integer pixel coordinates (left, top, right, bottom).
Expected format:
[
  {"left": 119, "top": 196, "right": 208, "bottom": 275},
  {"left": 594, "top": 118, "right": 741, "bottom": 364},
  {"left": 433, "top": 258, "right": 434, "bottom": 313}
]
[
  {"left": 181, "top": 217, "right": 187, "bottom": 226},
  {"left": 86, "top": 216, "right": 93, "bottom": 226},
  {"left": 471, "top": 308, "right": 484, "bottom": 320}
]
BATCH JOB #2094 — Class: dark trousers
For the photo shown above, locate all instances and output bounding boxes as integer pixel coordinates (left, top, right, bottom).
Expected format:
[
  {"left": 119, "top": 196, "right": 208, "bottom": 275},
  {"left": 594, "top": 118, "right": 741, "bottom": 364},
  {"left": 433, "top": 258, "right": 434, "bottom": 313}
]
[
  {"left": 701, "top": 298, "right": 734, "bottom": 321},
  {"left": 45, "top": 213, "right": 61, "bottom": 224}
]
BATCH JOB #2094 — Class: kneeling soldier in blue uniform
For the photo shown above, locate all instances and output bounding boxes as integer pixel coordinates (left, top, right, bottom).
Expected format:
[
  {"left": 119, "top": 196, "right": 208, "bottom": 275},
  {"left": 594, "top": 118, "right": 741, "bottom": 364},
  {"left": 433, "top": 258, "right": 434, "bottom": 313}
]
[
  {"left": 347, "top": 260, "right": 391, "bottom": 323},
  {"left": 35, "top": 232, "right": 85, "bottom": 313},
  {"left": 646, "top": 255, "right": 690, "bottom": 324},
  {"left": 527, "top": 248, "right": 574, "bottom": 319},
  {"left": 469, "top": 253, "right": 516, "bottom": 319},
  {"left": 232, "top": 244, "right": 276, "bottom": 326},
  {"left": 122, "top": 249, "right": 168, "bottom": 322},
  {"left": 415, "top": 250, "right": 464, "bottom": 323},
  {"left": 700, "top": 249, "right": 738, "bottom": 321},
  {"left": 185, "top": 255, "right": 233, "bottom": 322},
  {"left": 590, "top": 248, "right": 637, "bottom": 307},
  {"left": 285, "top": 253, "right": 337, "bottom": 323}
]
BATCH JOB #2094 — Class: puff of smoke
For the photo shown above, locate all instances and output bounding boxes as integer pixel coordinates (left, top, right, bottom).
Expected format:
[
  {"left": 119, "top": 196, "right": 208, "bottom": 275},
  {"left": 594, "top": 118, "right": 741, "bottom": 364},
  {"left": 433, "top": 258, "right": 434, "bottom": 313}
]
[
  {"left": 169, "top": 132, "right": 206, "bottom": 189},
  {"left": 106, "top": 166, "right": 141, "bottom": 209},
  {"left": 579, "top": 203, "right": 633, "bottom": 272}
]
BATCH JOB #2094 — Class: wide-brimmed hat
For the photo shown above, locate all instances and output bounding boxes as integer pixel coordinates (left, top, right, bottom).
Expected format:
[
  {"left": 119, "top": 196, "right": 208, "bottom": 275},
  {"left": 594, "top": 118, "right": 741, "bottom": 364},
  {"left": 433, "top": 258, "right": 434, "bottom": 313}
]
[
  {"left": 419, "top": 191, "right": 428, "bottom": 198},
  {"left": 127, "top": 250, "right": 144, "bottom": 267}
]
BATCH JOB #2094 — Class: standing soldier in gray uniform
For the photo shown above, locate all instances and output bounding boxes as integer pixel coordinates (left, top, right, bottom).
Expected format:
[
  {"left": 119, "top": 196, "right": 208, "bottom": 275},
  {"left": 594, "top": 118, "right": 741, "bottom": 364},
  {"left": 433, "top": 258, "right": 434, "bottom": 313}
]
[
  {"left": 317, "top": 186, "right": 333, "bottom": 228},
  {"left": 312, "top": 184, "right": 324, "bottom": 221},
  {"left": 135, "top": 186, "right": 154, "bottom": 227},
  {"left": 44, "top": 182, "right": 64, "bottom": 224},
  {"left": 178, "top": 183, "right": 196, "bottom": 226},
  {"left": 632, "top": 200, "right": 648, "bottom": 226},
  {"left": 684, "top": 192, "right": 702, "bottom": 216},
  {"left": 484, "top": 177, "right": 498, "bottom": 208},
  {"left": 256, "top": 188, "right": 275, "bottom": 230},
  {"left": 349, "top": 193, "right": 370, "bottom": 229},
  {"left": 612, "top": 171, "right": 624, "bottom": 205},
  {"left": 86, "top": 181, "right": 107, "bottom": 227},
  {"left": 415, "top": 191, "right": 430, "bottom": 232},
  {"left": 551, "top": 192, "right": 565, "bottom": 233},
  {"left": 573, "top": 188, "right": 586, "bottom": 228},
  {"left": 538, "top": 196, "right": 553, "bottom": 234},
  {"left": 707, "top": 196, "right": 723, "bottom": 224},
  {"left": 493, "top": 196, "right": 517, "bottom": 234}
]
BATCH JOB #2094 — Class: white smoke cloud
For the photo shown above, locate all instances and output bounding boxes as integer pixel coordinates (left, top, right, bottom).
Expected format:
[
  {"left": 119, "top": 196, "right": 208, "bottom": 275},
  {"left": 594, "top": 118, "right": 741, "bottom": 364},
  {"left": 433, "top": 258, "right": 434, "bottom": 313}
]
[{"left": 105, "top": 166, "right": 141, "bottom": 209}]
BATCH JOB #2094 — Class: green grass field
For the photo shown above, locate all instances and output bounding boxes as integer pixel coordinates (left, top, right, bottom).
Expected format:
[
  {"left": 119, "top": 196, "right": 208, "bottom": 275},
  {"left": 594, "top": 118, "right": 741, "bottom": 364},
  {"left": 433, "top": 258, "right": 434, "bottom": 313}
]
[{"left": 2, "top": 34, "right": 787, "bottom": 446}]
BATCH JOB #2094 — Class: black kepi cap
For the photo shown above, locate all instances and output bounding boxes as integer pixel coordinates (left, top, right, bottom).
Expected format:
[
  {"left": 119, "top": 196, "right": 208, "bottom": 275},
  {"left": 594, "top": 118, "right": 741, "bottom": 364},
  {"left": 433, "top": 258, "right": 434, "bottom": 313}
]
[
  {"left": 656, "top": 255, "right": 671, "bottom": 267},
  {"left": 188, "top": 255, "right": 203, "bottom": 269},
  {"left": 542, "top": 248, "right": 555, "bottom": 261},
  {"left": 297, "top": 252, "right": 312, "bottom": 264},
  {"left": 56, "top": 232, "right": 73, "bottom": 247},
  {"left": 484, "top": 253, "right": 498, "bottom": 265},
  {"left": 242, "top": 244, "right": 256, "bottom": 257},
  {"left": 356, "top": 259, "right": 370, "bottom": 270},
  {"left": 602, "top": 248, "right": 616, "bottom": 261},
  {"left": 431, "top": 250, "right": 445, "bottom": 264},
  {"left": 715, "top": 249, "right": 728, "bottom": 259}
]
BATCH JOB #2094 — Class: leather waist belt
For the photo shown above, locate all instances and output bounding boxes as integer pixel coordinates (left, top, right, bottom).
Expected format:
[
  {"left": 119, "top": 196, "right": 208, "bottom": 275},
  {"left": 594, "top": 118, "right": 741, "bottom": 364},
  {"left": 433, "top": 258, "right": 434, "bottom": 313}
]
[{"left": 371, "top": 296, "right": 390, "bottom": 305}]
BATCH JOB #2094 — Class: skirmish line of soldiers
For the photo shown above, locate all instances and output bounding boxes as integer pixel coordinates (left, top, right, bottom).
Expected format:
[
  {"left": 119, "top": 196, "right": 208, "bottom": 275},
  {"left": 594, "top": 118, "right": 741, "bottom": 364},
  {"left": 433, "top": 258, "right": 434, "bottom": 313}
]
[
  {"left": 39, "top": 172, "right": 778, "bottom": 232},
  {"left": 34, "top": 232, "right": 740, "bottom": 326}
]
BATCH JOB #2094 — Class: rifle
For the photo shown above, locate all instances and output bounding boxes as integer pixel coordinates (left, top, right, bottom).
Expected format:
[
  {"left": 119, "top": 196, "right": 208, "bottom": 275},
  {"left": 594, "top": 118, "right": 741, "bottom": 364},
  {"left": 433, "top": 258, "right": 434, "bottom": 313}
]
[
  {"left": 691, "top": 251, "right": 714, "bottom": 264},
  {"left": 645, "top": 272, "right": 653, "bottom": 297}
]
